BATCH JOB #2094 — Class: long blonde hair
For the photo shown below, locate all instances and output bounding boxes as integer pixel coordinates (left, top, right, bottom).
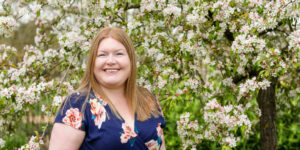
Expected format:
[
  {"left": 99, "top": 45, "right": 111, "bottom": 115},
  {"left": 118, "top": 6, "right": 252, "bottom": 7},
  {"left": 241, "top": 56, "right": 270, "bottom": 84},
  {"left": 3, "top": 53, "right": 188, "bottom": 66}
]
[{"left": 69, "top": 27, "right": 160, "bottom": 121}]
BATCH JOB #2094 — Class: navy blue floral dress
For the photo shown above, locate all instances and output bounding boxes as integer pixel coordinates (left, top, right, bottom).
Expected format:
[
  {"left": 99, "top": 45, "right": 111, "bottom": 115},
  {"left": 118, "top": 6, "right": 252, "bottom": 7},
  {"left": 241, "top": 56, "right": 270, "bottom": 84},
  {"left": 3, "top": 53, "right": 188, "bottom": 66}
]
[{"left": 54, "top": 92, "right": 166, "bottom": 150}]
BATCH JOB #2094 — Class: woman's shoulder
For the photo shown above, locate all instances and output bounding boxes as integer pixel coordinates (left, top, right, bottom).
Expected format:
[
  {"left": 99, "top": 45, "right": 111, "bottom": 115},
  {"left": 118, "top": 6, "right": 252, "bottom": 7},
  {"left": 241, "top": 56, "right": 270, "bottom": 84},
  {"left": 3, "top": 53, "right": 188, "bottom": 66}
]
[
  {"left": 64, "top": 91, "right": 89, "bottom": 108},
  {"left": 54, "top": 91, "right": 90, "bottom": 130}
]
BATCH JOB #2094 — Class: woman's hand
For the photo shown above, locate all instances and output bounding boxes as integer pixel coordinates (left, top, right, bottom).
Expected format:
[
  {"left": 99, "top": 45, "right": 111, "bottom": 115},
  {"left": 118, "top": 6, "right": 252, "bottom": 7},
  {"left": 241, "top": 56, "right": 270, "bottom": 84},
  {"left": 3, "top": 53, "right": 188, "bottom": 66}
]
[{"left": 49, "top": 123, "right": 85, "bottom": 150}]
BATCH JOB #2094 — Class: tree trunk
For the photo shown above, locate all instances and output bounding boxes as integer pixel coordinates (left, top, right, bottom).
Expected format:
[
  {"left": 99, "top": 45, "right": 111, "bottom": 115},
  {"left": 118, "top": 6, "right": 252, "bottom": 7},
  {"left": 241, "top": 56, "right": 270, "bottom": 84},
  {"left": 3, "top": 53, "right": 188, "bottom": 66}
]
[{"left": 257, "top": 77, "right": 277, "bottom": 150}]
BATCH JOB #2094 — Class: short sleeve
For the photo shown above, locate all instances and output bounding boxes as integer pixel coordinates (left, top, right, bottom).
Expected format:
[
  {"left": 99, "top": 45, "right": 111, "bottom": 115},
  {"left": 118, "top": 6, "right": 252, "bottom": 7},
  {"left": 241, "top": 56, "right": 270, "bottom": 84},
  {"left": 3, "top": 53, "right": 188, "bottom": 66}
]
[
  {"left": 160, "top": 116, "right": 166, "bottom": 129},
  {"left": 54, "top": 92, "right": 88, "bottom": 131}
]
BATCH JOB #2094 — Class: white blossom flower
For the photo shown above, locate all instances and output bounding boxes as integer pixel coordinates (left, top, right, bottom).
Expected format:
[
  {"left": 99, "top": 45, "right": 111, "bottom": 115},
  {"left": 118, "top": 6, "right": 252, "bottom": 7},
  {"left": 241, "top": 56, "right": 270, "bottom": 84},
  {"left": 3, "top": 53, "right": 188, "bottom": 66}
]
[
  {"left": 156, "top": 53, "right": 164, "bottom": 61},
  {"left": 0, "top": 16, "right": 17, "bottom": 37},
  {"left": 288, "top": 29, "right": 300, "bottom": 52},
  {"left": 224, "top": 105, "right": 233, "bottom": 113},
  {"left": 157, "top": 76, "right": 167, "bottom": 89},
  {"left": 52, "top": 96, "right": 63, "bottom": 106},
  {"left": 258, "top": 79, "right": 271, "bottom": 90},
  {"left": 41, "top": 105, "right": 46, "bottom": 112},
  {"left": 0, "top": 138, "right": 5, "bottom": 148},
  {"left": 221, "top": 136, "right": 237, "bottom": 147},
  {"left": 232, "top": 34, "right": 266, "bottom": 54},
  {"left": 19, "top": 136, "right": 43, "bottom": 150},
  {"left": 140, "top": 0, "right": 157, "bottom": 12},
  {"left": 222, "top": 77, "right": 234, "bottom": 87},
  {"left": 163, "top": 4, "right": 181, "bottom": 17}
]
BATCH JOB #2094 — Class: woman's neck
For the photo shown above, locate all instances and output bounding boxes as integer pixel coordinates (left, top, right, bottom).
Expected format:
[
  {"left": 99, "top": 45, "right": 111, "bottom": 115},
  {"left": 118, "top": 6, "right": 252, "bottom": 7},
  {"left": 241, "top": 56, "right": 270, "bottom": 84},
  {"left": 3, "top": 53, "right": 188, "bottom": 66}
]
[
  {"left": 100, "top": 85, "right": 126, "bottom": 102},
  {"left": 100, "top": 85, "right": 134, "bottom": 127}
]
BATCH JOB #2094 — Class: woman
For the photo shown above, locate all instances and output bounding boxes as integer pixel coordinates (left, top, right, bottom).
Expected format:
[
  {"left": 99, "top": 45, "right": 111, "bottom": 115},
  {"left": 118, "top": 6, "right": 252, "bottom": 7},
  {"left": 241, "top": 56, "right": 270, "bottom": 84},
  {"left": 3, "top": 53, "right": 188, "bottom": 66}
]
[{"left": 49, "top": 27, "right": 166, "bottom": 150}]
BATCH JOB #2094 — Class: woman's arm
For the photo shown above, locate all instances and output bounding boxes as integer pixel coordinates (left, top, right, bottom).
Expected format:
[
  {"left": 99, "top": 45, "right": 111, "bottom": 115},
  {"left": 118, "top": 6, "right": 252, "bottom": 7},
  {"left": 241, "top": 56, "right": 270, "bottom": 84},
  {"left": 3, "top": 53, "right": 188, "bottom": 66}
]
[
  {"left": 161, "top": 130, "right": 166, "bottom": 150},
  {"left": 49, "top": 123, "right": 85, "bottom": 150}
]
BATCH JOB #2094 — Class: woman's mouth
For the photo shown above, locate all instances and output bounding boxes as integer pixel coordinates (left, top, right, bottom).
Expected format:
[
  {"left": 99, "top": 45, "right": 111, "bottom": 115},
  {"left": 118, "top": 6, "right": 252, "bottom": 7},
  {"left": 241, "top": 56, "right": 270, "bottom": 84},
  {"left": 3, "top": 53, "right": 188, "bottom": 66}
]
[{"left": 104, "top": 69, "right": 120, "bottom": 72}]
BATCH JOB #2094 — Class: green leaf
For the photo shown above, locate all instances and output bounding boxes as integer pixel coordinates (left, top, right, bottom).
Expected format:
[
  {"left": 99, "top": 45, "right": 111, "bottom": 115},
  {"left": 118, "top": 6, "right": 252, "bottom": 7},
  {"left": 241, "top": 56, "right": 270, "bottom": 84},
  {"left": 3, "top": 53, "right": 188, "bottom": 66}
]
[
  {"left": 222, "top": 145, "right": 232, "bottom": 150},
  {"left": 34, "top": 131, "right": 39, "bottom": 137},
  {"left": 37, "top": 10, "right": 40, "bottom": 17}
]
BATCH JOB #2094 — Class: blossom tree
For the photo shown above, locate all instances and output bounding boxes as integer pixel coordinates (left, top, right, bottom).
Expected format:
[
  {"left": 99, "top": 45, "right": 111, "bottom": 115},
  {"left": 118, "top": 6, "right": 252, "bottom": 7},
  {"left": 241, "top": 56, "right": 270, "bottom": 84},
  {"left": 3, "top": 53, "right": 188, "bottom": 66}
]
[{"left": 0, "top": 0, "right": 299, "bottom": 149}]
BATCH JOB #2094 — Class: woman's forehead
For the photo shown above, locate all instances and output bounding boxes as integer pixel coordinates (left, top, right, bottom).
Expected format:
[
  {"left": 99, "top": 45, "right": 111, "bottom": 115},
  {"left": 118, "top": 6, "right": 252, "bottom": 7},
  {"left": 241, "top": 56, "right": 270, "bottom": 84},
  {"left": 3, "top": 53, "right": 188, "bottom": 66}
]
[{"left": 98, "top": 38, "right": 126, "bottom": 50}]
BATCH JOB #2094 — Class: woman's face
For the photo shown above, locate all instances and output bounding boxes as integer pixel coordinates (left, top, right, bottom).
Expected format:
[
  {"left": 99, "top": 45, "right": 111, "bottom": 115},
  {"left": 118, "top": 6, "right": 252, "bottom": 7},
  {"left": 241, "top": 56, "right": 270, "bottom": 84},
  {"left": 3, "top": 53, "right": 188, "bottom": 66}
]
[{"left": 94, "top": 37, "right": 131, "bottom": 89}]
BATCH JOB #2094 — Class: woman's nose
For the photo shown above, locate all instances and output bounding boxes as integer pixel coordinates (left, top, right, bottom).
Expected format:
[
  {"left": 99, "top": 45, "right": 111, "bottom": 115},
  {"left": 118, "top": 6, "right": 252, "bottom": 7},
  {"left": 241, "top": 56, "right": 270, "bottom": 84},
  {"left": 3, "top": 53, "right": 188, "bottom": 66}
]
[{"left": 106, "top": 55, "right": 116, "bottom": 64}]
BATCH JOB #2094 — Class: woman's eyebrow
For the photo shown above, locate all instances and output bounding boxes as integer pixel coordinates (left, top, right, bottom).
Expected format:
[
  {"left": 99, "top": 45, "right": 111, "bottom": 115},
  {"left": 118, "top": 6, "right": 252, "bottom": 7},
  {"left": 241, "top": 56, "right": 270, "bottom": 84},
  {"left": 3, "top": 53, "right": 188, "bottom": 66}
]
[{"left": 98, "top": 49, "right": 126, "bottom": 52}]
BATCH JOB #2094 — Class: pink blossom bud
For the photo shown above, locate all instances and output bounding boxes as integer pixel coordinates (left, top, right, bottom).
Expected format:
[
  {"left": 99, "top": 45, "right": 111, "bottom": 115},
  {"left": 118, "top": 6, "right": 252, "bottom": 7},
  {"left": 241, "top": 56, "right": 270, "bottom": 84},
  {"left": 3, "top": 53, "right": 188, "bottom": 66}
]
[
  {"left": 35, "top": 20, "right": 39, "bottom": 25},
  {"left": 265, "top": 64, "right": 269, "bottom": 67}
]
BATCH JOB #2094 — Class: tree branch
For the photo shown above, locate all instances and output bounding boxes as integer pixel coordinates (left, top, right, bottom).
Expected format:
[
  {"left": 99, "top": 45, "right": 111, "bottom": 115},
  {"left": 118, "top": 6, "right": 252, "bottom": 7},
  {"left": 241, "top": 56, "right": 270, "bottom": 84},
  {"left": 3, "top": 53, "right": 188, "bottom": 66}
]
[
  {"left": 125, "top": 3, "right": 140, "bottom": 10},
  {"left": 224, "top": 28, "right": 234, "bottom": 42},
  {"left": 232, "top": 67, "right": 260, "bottom": 84}
]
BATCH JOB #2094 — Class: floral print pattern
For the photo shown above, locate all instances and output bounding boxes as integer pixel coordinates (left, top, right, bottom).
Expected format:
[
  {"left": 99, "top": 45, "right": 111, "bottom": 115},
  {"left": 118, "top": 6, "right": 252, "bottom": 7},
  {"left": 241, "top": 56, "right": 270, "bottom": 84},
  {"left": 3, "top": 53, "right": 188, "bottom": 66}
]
[
  {"left": 145, "top": 123, "right": 163, "bottom": 150},
  {"left": 56, "top": 92, "right": 166, "bottom": 149},
  {"left": 62, "top": 108, "right": 82, "bottom": 129},
  {"left": 90, "top": 97, "right": 107, "bottom": 129},
  {"left": 120, "top": 123, "right": 138, "bottom": 146},
  {"left": 156, "top": 123, "right": 163, "bottom": 137},
  {"left": 145, "top": 139, "right": 160, "bottom": 150}
]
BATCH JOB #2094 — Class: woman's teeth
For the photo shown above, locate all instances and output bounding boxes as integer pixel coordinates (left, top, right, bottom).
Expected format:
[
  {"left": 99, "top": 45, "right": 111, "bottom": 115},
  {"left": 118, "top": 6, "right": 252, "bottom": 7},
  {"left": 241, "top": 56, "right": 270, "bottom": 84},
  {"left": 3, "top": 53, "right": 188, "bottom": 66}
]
[{"left": 105, "top": 69, "right": 119, "bottom": 72}]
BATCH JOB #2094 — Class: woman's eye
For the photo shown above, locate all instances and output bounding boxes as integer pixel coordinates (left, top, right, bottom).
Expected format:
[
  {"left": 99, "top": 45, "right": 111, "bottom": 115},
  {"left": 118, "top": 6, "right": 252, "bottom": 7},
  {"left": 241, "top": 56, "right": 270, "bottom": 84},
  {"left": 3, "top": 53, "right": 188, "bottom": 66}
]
[
  {"left": 98, "top": 54, "right": 106, "bottom": 57},
  {"left": 116, "top": 52, "right": 123, "bottom": 55}
]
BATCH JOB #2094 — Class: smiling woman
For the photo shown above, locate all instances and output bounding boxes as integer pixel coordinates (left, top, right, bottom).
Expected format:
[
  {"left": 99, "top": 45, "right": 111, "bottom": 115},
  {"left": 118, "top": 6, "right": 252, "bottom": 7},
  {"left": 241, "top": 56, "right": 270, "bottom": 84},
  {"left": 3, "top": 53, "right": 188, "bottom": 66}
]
[
  {"left": 94, "top": 37, "right": 131, "bottom": 90},
  {"left": 49, "top": 27, "right": 166, "bottom": 150}
]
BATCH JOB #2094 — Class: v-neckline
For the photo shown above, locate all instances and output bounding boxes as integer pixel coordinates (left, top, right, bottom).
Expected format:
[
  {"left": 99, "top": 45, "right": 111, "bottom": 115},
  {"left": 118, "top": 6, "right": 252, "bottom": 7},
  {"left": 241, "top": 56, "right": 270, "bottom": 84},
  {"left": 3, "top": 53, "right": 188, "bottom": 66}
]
[
  {"left": 120, "top": 113, "right": 136, "bottom": 131},
  {"left": 119, "top": 114, "right": 136, "bottom": 131},
  {"left": 91, "top": 90, "right": 136, "bottom": 131}
]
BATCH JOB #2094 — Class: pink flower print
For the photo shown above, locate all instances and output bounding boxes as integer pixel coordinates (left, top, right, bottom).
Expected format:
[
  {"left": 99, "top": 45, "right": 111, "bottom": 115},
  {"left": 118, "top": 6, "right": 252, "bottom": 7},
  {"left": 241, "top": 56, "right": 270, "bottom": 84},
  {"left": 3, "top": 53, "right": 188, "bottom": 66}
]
[
  {"left": 90, "top": 98, "right": 101, "bottom": 116},
  {"left": 90, "top": 98, "right": 106, "bottom": 129},
  {"left": 156, "top": 123, "right": 163, "bottom": 137},
  {"left": 145, "top": 123, "right": 164, "bottom": 149},
  {"left": 120, "top": 132, "right": 132, "bottom": 144},
  {"left": 97, "top": 96, "right": 107, "bottom": 106},
  {"left": 94, "top": 107, "right": 106, "bottom": 129},
  {"left": 145, "top": 139, "right": 160, "bottom": 150},
  {"left": 62, "top": 108, "right": 82, "bottom": 129},
  {"left": 120, "top": 123, "right": 137, "bottom": 144}
]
